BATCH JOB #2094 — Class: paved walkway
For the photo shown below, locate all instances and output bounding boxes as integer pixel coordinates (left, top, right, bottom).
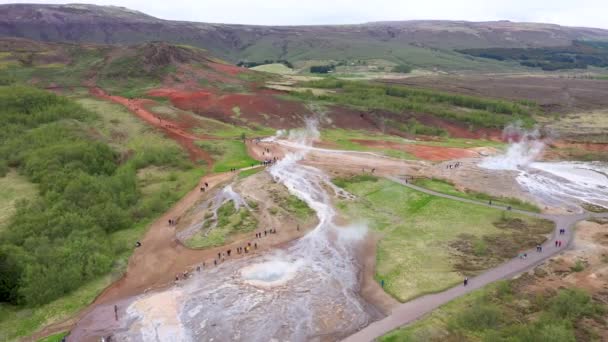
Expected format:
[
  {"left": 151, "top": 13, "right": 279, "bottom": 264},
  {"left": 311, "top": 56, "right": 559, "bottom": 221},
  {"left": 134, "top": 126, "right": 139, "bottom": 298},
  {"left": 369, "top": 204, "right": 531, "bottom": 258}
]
[{"left": 343, "top": 176, "right": 608, "bottom": 342}]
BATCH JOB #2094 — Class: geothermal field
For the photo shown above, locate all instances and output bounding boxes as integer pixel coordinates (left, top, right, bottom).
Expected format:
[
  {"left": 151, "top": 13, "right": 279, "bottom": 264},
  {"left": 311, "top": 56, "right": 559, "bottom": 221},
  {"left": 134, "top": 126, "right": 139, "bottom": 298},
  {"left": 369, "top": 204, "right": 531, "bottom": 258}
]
[
  {"left": 4, "top": 12, "right": 608, "bottom": 341},
  {"left": 63, "top": 121, "right": 608, "bottom": 342}
]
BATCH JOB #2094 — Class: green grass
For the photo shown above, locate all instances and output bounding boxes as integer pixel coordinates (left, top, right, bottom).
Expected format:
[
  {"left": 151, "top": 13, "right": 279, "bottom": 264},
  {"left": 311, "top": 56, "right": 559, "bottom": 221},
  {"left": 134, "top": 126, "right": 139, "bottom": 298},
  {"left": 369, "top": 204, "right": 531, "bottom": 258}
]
[
  {"left": 412, "top": 178, "right": 540, "bottom": 212},
  {"left": 381, "top": 281, "right": 606, "bottom": 342},
  {"left": 238, "top": 166, "right": 264, "bottom": 179},
  {"left": 190, "top": 115, "right": 275, "bottom": 139},
  {"left": 237, "top": 37, "right": 522, "bottom": 72},
  {"left": 185, "top": 201, "right": 258, "bottom": 248},
  {"left": 2, "top": 47, "right": 105, "bottom": 88},
  {"left": 335, "top": 177, "right": 550, "bottom": 302},
  {"left": 0, "top": 170, "right": 37, "bottom": 230},
  {"left": 421, "top": 137, "right": 506, "bottom": 149},
  {"left": 298, "top": 79, "right": 536, "bottom": 129},
  {"left": 250, "top": 63, "right": 295, "bottom": 74},
  {"left": 319, "top": 129, "right": 418, "bottom": 159},
  {"left": 196, "top": 140, "right": 258, "bottom": 172},
  {"left": 37, "top": 331, "right": 68, "bottom": 342},
  {"left": 0, "top": 275, "right": 111, "bottom": 342}
]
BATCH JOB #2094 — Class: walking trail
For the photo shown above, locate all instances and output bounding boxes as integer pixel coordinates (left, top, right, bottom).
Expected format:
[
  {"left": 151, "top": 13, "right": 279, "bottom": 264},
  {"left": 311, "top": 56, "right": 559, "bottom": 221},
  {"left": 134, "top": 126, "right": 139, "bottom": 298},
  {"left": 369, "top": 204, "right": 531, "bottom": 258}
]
[{"left": 343, "top": 176, "right": 608, "bottom": 342}]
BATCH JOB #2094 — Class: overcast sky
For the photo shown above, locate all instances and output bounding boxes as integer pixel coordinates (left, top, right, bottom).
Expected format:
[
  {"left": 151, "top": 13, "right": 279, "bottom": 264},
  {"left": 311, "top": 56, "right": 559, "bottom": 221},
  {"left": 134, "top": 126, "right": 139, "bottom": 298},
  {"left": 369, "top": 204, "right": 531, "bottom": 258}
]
[{"left": 3, "top": 0, "right": 608, "bottom": 28}]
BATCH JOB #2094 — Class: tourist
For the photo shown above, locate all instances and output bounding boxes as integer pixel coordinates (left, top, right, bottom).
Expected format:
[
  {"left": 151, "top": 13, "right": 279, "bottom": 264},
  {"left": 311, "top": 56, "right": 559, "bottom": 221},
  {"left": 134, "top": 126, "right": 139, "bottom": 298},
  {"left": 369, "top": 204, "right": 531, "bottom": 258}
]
[
  {"left": 254, "top": 243, "right": 257, "bottom": 249},
  {"left": 205, "top": 182, "right": 209, "bottom": 187},
  {"left": 135, "top": 241, "right": 141, "bottom": 248},
  {"left": 555, "top": 240, "right": 559, "bottom": 247},
  {"left": 264, "top": 230, "right": 267, "bottom": 236},
  {"left": 214, "top": 260, "right": 217, "bottom": 266},
  {"left": 114, "top": 305, "right": 118, "bottom": 321},
  {"left": 218, "top": 252, "right": 221, "bottom": 259},
  {"left": 464, "top": 277, "right": 468, "bottom": 286},
  {"left": 227, "top": 249, "right": 231, "bottom": 256}
]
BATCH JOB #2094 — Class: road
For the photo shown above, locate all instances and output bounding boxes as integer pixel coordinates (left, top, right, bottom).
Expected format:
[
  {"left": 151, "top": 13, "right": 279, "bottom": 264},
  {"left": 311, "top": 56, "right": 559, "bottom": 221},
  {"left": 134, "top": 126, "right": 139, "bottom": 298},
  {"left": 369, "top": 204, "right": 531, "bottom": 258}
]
[{"left": 343, "top": 176, "right": 607, "bottom": 342}]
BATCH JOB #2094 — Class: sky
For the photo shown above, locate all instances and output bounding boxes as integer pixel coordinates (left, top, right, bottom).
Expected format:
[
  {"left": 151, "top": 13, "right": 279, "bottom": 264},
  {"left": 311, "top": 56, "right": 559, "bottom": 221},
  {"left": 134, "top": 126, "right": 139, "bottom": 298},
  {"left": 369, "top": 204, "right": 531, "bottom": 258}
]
[{"left": 3, "top": 0, "right": 608, "bottom": 29}]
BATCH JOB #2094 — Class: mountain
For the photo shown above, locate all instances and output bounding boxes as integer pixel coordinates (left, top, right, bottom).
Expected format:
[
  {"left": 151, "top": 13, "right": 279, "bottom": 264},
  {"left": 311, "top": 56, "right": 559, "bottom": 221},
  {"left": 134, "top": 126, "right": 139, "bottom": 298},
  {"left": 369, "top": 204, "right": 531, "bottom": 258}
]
[{"left": 2, "top": 3, "right": 608, "bottom": 71}]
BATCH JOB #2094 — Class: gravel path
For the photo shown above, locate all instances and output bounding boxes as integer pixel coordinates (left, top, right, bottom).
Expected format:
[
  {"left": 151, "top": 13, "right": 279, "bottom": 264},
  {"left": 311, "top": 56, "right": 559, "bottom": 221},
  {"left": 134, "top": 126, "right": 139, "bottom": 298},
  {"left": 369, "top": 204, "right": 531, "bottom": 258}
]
[{"left": 343, "top": 176, "right": 608, "bottom": 342}]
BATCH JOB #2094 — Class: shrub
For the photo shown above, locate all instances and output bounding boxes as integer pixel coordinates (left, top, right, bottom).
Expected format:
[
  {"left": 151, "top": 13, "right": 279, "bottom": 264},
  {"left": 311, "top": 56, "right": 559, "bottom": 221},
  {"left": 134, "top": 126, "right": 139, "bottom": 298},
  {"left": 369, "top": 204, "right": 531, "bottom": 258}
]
[
  {"left": 457, "top": 301, "right": 502, "bottom": 331},
  {"left": 392, "top": 64, "right": 412, "bottom": 73},
  {"left": 548, "top": 288, "right": 605, "bottom": 320}
]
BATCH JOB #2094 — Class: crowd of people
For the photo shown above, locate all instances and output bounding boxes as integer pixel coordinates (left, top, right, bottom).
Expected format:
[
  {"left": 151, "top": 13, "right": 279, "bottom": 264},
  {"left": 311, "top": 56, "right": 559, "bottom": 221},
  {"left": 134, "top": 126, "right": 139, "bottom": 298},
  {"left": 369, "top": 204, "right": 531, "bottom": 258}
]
[{"left": 173, "top": 224, "right": 288, "bottom": 283}]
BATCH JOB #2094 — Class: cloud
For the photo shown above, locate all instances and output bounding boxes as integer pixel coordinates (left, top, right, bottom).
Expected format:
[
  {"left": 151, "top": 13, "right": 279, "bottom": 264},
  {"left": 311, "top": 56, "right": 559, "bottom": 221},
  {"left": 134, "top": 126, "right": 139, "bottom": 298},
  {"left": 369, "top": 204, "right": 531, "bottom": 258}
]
[{"left": 3, "top": 0, "right": 608, "bottom": 29}]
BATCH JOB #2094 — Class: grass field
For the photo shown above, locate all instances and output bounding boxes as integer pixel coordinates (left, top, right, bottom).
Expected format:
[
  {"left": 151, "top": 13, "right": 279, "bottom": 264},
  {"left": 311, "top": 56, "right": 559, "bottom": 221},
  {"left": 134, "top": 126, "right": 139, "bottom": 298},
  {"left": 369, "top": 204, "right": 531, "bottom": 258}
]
[
  {"left": 196, "top": 140, "right": 259, "bottom": 172},
  {"left": 250, "top": 63, "right": 295, "bottom": 74},
  {"left": 0, "top": 275, "right": 111, "bottom": 342},
  {"left": 412, "top": 178, "right": 541, "bottom": 212},
  {"left": 37, "top": 331, "right": 68, "bottom": 342},
  {"left": 320, "top": 129, "right": 418, "bottom": 159},
  {"left": 238, "top": 167, "right": 264, "bottom": 179},
  {"left": 185, "top": 201, "right": 258, "bottom": 248},
  {"left": 237, "top": 37, "right": 523, "bottom": 72},
  {"left": 0, "top": 170, "right": 37, "bottom": 230},
  {"left": 381, "top": 280, "right": 605, "bottom": 341},
  {"left": 335, "top": 176, "right": 551, "bottom": 302}
]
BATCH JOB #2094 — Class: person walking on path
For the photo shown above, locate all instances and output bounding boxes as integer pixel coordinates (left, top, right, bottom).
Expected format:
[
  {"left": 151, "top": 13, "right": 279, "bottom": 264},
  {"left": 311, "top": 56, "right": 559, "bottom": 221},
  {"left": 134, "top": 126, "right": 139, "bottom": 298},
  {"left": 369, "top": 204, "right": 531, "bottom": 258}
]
[
  {"left": 380, "top": 279, "right": 385, "bottom": 288},
  {"left": 463, "top": 277, "right": 468, "bottom": 286},
  {"left": 114, "top": 305, "right": 118, "bottom": 321}
]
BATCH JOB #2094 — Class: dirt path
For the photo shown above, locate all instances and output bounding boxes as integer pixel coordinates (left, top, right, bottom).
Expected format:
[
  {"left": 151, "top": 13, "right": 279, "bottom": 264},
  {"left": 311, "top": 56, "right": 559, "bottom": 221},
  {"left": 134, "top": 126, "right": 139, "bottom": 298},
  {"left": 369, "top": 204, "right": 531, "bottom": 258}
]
[
  {"left": 29, "top": 166, "right": 317, "bottom": 341},
  {"left": 342, "top": 177, "right": 608, "bottom": 342},
  {"left": 89, "top": 87, "right": 214, "bottom": 165}
]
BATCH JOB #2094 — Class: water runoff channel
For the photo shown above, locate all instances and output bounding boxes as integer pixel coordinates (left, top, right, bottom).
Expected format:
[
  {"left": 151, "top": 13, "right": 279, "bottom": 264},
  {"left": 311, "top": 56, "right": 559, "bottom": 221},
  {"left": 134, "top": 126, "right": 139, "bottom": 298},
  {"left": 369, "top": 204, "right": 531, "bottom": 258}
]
[{"left": 109, "top": 122, "right": 382, "bottom": 341}]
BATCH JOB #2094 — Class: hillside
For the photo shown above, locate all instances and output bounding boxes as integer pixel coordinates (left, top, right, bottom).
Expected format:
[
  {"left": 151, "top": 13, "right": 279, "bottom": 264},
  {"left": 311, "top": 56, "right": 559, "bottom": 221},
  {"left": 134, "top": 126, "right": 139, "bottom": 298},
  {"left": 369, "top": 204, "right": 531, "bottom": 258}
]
[{"left": 2, "top": 4, "right": 608, "bottom": 71}]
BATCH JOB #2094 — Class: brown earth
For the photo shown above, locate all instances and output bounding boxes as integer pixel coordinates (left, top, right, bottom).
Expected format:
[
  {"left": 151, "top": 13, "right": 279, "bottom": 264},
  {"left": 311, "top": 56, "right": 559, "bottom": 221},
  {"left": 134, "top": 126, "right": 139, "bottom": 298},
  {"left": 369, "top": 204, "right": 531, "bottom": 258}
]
[
  {"left": 148, "top": 87, "right": 311, "bottom": 129},
  {"left": 89, "top": 87, "right": 214, "bottom": 165},
  {"left": 351, "top": 139, "right": 485, "bottom": 161},
  {"left": 382, "top": 75, "right": 608, "bottom": 114}
]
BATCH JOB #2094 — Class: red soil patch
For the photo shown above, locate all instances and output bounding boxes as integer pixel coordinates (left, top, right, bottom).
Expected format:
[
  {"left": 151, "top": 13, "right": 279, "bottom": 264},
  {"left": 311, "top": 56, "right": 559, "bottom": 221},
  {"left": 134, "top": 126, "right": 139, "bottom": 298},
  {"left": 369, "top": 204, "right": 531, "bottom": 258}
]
[
  {"left": 208, "top": 62, "right": 246, "bottom": 75},
  {"left": 148, "top": 87, "right": 310, "bottom": 129},
  {"left": 89, "top": 87, "right": 213, "bottom": 165},
  {"left": 352, "top": 139, "right": 479, "bottom": 161},
  {"left": 417, "top": 114, "right": 502, "bottom": 140}
]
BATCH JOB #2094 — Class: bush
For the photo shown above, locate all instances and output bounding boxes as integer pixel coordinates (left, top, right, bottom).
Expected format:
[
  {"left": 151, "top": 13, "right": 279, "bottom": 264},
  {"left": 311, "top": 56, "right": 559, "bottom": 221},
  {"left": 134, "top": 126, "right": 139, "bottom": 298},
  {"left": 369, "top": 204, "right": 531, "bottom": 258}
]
[
  {"left": 392, "top": 64, "right": 412, "bottom": 73},
  {"left": 0, "top": 86, "right": 179, "bottom": 306},
  {"left": 548, "top": 288, "right": 605, "bottom": 320},
  {"left": 310, "top": 65, "right": 335, "bottom": 74},
  {"left": 457, "top": 302, "right": 502, "bottom": 331},
  {"left": 299, "top": 79, "right": 535, "bottom": 129}
]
